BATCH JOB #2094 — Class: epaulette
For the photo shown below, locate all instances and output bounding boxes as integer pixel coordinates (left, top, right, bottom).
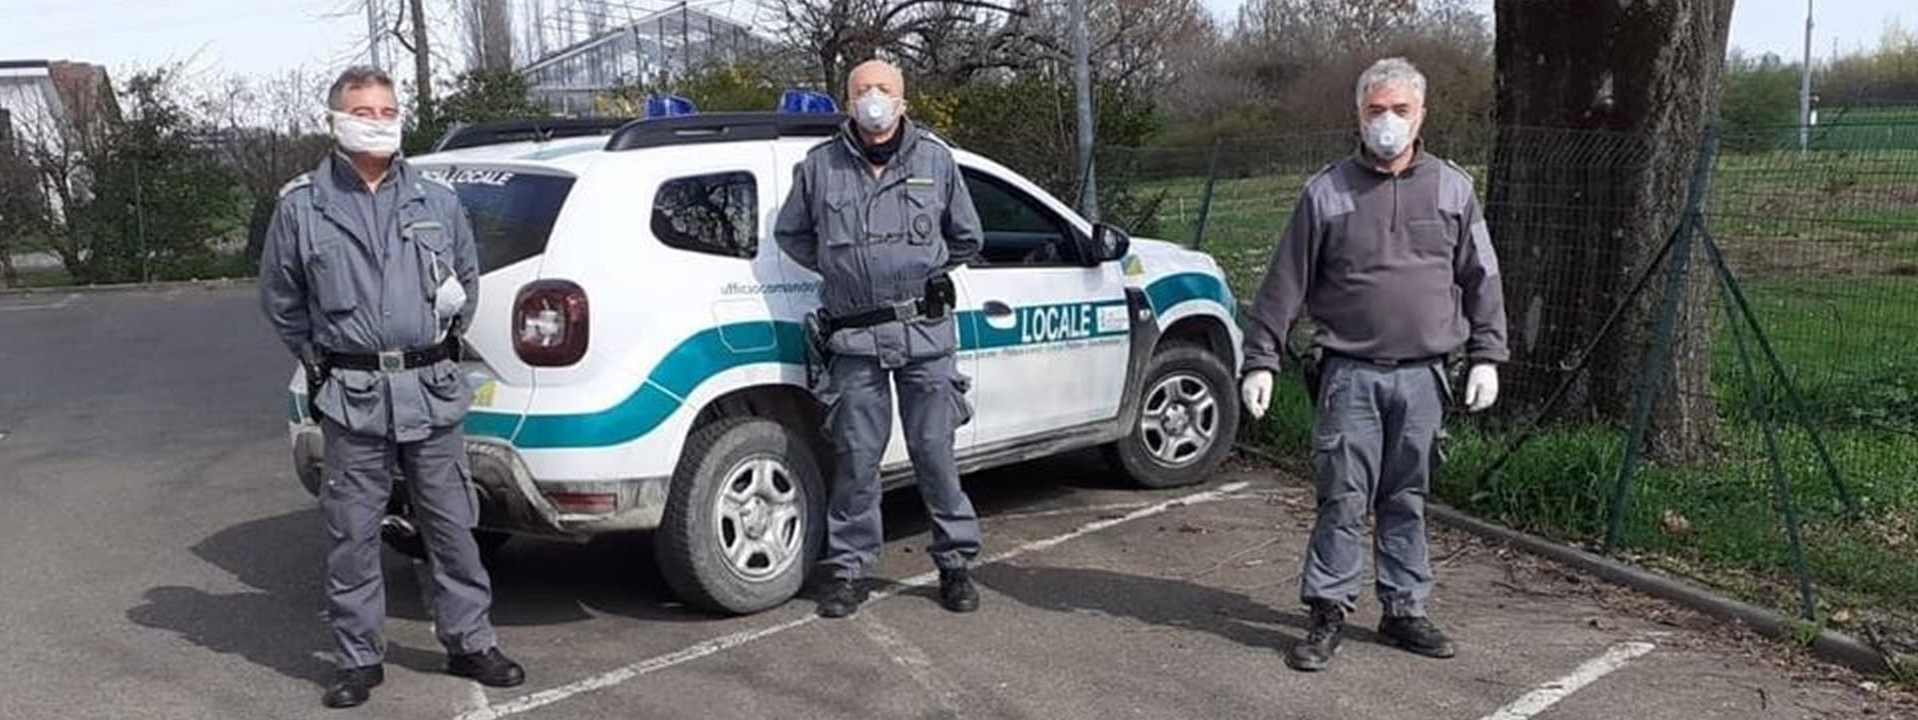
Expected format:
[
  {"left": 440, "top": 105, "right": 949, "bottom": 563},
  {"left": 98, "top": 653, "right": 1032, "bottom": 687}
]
[
  {"left": 917, "top": 128, "right": 954, "bottom": 149},
  {"left": 805, "top": 136, "right": 839, "bottom": 156},
  {"left": 278, "top": 173, "right": 312, "bottom": 198},
  {"left": 1302, "top": 162, "right": 1339, "bottom": 187}
]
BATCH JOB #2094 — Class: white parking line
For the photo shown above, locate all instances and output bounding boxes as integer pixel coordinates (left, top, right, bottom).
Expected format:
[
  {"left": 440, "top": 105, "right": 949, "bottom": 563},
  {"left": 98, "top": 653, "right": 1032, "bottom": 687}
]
[
  {"left": 1476, "top": 641, "right": 1657, "bottom": 720},
  {"left": 455, "top": 481, "right": 1251, "bottom": 720},
  {"left": 858, "top": 615, "right": 968, "bottom": 718},
  {"left": 0, "top": 293, "right": 79, "bottom": 312}
]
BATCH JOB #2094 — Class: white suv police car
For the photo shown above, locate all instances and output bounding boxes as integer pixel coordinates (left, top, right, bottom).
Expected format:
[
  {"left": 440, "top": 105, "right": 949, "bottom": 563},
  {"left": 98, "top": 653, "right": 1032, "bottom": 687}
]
[{"left": 285, "top": 101, "right": 1243, "bottom": 615}]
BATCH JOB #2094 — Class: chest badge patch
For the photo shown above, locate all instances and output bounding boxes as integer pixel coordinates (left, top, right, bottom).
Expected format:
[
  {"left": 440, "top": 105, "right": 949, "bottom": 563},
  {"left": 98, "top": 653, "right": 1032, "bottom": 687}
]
[{"left": 913, "top": 214, "right": 933, "bottom": 236}]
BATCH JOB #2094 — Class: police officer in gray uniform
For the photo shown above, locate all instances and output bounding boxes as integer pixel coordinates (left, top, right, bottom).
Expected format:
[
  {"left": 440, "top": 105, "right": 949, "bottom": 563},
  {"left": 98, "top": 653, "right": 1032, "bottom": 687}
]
[
  {"left": 1240, "top": 58, "right": 1509, "bottom": 672},
  {"left": 775, "top": 60, "right": 986, "bottom": 619},
  {"left": 258, "top": 67, "right": 525, "bottom": 708}
]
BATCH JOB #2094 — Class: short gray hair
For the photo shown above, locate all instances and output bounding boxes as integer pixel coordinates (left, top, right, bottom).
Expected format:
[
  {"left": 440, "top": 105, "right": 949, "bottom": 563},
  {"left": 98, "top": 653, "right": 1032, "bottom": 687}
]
[
  {"left": 327, "top": 66, "right": 396, "bottom": 110},
  {"left": 1355, "top": 58, "right": 1426, "bottom": 108}
]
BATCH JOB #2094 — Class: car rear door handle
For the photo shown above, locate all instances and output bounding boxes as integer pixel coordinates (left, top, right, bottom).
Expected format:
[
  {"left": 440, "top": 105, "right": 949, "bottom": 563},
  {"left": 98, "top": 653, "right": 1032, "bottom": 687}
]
[{"left": 982, "top": 300, "right": 1014, "bottom": 317}]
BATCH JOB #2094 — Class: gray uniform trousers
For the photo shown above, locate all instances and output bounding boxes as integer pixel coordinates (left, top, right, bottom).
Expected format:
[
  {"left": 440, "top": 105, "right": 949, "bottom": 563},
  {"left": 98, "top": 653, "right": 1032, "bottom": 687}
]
[
  {"left": 820, "top": 352, "right": 981, "bottom": 579},
  {"left": 1302, "top": 356, "right": 1447, "bottom": 617},
  {"left": 321, "top": 418, "right": 498, "bottom": 667}
]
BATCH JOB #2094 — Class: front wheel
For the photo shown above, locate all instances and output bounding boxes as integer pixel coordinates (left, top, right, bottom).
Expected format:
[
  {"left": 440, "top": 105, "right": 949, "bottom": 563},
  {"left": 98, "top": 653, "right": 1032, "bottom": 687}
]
[
  {"left": 656, "top": 416, "right": 827, "bottom": 615},
  {"left": 1104, "top": 344, "right": 1240, "bottom": 488}
]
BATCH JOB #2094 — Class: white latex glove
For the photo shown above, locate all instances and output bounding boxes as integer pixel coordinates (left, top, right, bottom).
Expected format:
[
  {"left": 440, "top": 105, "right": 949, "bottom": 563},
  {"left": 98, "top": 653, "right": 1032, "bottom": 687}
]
[
  {"left": 434, "top": 275, "right": 467, "bottom": 341},
  {"left": 1241, "top": 370, "right": 1274, "bottom": 420},
  {"left": 1464, "top": 363, "right": 1499, "bottom": 412}
]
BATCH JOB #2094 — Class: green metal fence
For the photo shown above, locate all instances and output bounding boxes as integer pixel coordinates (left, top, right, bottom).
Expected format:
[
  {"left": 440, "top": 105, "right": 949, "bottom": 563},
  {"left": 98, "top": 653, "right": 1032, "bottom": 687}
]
[{"left": 1104, "top": 121, "right": 1918, "bottom": 663}]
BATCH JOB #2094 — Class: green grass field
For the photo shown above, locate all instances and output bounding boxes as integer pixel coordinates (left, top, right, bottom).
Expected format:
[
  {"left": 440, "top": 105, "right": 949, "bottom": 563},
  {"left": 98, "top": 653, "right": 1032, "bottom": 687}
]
[{"left": 1136, "top": 148, "right": 1918, "bottom": 636}]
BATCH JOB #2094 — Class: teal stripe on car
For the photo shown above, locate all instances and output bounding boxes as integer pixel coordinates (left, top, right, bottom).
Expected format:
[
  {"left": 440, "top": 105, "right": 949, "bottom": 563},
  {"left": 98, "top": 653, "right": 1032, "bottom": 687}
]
[
  {"left": 503, "top": 322, "right": 808, "bottom": 448},
  {"left": 1145, "top": 272, "right": 1233, "bottom": 318},
  {"left": 289, "top": 272, "right": 1231, "bottom": 449}
]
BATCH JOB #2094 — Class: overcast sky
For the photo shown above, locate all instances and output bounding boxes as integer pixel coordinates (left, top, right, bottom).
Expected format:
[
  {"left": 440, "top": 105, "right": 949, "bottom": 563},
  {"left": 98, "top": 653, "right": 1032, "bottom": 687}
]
[{"left": 0, "top": 0, "right": 1909, "bottom": 86}]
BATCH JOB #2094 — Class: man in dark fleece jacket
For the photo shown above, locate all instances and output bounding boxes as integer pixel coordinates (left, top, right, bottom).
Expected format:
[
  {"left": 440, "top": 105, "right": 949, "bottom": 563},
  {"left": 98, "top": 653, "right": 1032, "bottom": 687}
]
[{"left": 1239, "top": 57, "right": 1509, "bottom": 672}]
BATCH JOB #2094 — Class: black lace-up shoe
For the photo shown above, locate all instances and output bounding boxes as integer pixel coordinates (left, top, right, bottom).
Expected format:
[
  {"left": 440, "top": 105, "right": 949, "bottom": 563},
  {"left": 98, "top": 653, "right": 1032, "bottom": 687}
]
[
  {"left": 816, "top": 578, "right": 868, "bottom": 618},
  {"left": 448, "top": 647, "right": 526, "bottom": 687},
  {"left": 938, "top": 568, "right": 980, "bottom": 613},
  {"left": 1379, "top": 615, "right": 1457, "bottom": 659},
  {"left": 321, "top": 665, "right": 383, "bottom": 709},
  {"left": 1285, "top": 601, "right": 1345, "bottom": 672}
]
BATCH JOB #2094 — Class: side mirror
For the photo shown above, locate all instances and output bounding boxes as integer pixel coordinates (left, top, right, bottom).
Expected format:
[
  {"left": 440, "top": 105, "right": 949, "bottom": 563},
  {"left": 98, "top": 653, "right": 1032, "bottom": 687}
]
[{"left": 1082, "top": 222, "right": 1132, "bottom": 266}]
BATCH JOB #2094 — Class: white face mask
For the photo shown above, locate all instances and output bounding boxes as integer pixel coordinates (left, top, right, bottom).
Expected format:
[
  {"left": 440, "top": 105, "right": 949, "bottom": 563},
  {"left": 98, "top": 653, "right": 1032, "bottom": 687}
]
[
  {"left": 330, "top": 110, "right": 404, "bottom": 157},
  {"left": 854, "top": 90, "right": 899, "bottom": 134},
  {"left": 1363, "top": 111, "right": 1415, "bottom": 161}
]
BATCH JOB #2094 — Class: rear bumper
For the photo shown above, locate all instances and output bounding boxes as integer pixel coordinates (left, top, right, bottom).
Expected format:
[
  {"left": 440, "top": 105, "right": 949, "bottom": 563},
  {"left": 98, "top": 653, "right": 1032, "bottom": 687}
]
[{"left": 289, "top": 422, "right": 669, "bottom": 537}]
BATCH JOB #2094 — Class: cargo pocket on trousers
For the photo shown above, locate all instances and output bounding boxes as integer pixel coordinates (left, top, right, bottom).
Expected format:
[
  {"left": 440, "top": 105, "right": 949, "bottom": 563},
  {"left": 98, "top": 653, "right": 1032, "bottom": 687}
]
[
  {"left": 456, "top": 460, "right": 481, "bottom": 530},
  {"left": 949, "top": 372, "right": 974, "bottom": 428},
  {"left": 1310, "top": 430, "right": 1344, "bottom": 494}
]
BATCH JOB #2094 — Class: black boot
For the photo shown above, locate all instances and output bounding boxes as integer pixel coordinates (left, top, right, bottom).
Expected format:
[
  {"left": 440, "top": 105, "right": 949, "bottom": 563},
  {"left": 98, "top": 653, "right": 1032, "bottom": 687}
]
[
  {"left": 937, "top": 568, "right": 979, "bottom": 613},
  {"left": 321, "top": 664, "right": 384, "bottom": 709},
  {"left": 448, "top": 647, "right": 527, "bottom": 687},
  {"left": 815, "top": 578, "right": 868, "bottom": 618},
  {"left": 1285, "top": 601, "right": 1344, "bottom": 672},
  {"left": 1379, "top": 615, "right": 1457, "bottom": 659}
]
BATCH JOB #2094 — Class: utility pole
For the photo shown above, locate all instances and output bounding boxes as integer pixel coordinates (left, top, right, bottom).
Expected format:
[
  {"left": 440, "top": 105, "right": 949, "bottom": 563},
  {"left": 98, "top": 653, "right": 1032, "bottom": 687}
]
[
  {"left": 1798, "top": 0, "right": 1813, "bottom": 152},
  {"left": 410, "top": 0, "right": 432, "bottom": 117},
  {"left": 365, "top": 0, "right": 387, "bottom": 70},
  {"left": 1069, "top": 0, "right": 1097, "bottom": 222}
]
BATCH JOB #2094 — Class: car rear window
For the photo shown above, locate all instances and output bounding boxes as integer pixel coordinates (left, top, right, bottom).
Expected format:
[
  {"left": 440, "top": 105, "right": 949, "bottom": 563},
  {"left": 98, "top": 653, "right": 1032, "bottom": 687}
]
[{"left": 422, "top": 167, "right": 575, "bottom": 273}]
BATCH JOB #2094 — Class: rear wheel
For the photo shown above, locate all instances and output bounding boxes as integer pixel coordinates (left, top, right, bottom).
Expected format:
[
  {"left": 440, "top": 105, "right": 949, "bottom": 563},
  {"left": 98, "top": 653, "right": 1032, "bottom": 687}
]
[
  {"left": 656, "top": 416, "right": 826, "bottom": 615},
  {"left": 1104, "top": 344, "right": 1239, "bottom": 488}
]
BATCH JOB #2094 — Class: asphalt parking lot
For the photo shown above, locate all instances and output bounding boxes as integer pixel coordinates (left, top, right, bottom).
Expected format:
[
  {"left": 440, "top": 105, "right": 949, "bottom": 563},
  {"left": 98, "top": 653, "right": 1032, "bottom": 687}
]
[{"left": 0, "top": 284, "right": 1910, "bottom": 720}]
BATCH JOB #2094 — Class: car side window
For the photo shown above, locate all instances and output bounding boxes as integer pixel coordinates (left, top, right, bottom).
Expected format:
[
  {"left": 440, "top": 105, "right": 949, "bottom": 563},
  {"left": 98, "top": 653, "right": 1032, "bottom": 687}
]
[
  {"left": 652, "top": 171, "right": 758, "bottom": 259},
  {"left": 961, "top": 169, "right": 1080, "bottom": 267}
]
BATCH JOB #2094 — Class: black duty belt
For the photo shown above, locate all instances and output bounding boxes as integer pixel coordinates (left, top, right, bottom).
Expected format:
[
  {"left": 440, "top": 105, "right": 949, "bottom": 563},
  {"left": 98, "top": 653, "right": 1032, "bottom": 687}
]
[
  {"left": 824, "top": 297, "right": 937, "bottom": 333},
  {"left": 323, "top": 338, "right": 457, "bottom": 372},
  {"left": 822, "top": 274, "right": 955, "bottom": 334},
  {"left": 1322, "top": 349, "right": 1446, "bottom": 368}
]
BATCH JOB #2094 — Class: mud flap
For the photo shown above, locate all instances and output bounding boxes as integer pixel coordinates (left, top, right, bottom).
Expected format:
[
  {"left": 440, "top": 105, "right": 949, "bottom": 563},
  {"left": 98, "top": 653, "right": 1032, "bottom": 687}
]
[{"left": 1114, "top": 287, "right": 1162, "bottom": 431}]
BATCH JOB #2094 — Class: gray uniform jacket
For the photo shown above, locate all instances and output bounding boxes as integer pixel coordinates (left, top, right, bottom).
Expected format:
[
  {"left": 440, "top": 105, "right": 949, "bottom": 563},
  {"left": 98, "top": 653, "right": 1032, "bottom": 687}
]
[
  {"left": 1242, "top": 148, "right": 1508, "bottom": 374},
  {"left": 259, "top": 154, "right": 481, "bottom": 442},
  {"left": 774, "top": 119, "right": 984, "bottom": 369}
]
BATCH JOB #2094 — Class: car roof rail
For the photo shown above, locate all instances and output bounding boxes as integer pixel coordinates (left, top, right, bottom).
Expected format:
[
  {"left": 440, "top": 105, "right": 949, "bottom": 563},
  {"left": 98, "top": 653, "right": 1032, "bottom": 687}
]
[
  {"left": 431, "top": 117, "right": 635, "bottom": 153},
  {"left": 604, "top": 112, "right": 845, "bottom": 152}
]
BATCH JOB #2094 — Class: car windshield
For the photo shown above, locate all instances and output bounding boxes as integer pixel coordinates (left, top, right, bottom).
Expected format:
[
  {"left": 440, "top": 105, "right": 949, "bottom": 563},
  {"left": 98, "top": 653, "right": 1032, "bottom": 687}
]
[{"left": 420, "top": 167, "right": 575, "bottom": 273}]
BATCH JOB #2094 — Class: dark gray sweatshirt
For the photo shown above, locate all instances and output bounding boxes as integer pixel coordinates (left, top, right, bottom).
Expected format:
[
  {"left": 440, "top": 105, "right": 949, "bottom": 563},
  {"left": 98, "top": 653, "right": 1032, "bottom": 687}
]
[{"left": 1241, "top": 148, "right": 1508, "bottom": 373}]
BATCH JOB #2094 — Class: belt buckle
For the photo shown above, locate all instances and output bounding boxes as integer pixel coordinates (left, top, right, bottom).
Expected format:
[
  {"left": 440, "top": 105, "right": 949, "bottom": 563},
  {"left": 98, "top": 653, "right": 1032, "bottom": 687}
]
[
  {"left": 378, "top": 351, "right": 405, "bottom": 373},
  {"left": 1375, "top": 357, "right": 1400, "bottom": 367},
  {"left": 891, "top": 299, "right": 920, "bottom": 322}
]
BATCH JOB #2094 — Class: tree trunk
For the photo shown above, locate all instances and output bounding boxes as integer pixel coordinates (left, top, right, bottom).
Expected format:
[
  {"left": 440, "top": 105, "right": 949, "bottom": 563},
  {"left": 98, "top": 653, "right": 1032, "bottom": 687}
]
[{"left": 1490, "top": 0, "right": 1734, "bottom": 462}]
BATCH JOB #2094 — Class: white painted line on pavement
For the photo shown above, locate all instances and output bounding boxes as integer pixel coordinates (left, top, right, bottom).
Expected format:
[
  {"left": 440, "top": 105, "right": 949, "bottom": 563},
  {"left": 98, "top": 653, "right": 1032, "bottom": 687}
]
[
  {"left": 858, "top": 615, "right": 967, "bottom": 717},
  {"left": 1476, "top": 641, "right": 1656, "bottom": 720},
  {"left": 466, "top": 684, "right": 491, "bottom": 713},
  {"left": 455, "top": 481, "right": 1252, "bottom": 720},
  {"left": 985, "top": 500, "right": 1152, "bottom": 522},
  {"left": 0, "top": 293, "right": 79, "bottom": 312}
]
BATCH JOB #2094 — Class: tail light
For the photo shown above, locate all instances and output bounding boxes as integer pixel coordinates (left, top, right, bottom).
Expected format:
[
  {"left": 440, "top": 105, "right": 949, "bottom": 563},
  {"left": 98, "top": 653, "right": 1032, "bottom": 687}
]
[{"left": 514, "top": 280, "right": 589, "bottom": 366}]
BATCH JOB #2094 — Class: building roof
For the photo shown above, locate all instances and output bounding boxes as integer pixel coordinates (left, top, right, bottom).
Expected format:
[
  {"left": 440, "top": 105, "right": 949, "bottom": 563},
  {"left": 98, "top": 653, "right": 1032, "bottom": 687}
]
[{"left": 522, "top": 0, "right": 776, "bottom": 74}]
